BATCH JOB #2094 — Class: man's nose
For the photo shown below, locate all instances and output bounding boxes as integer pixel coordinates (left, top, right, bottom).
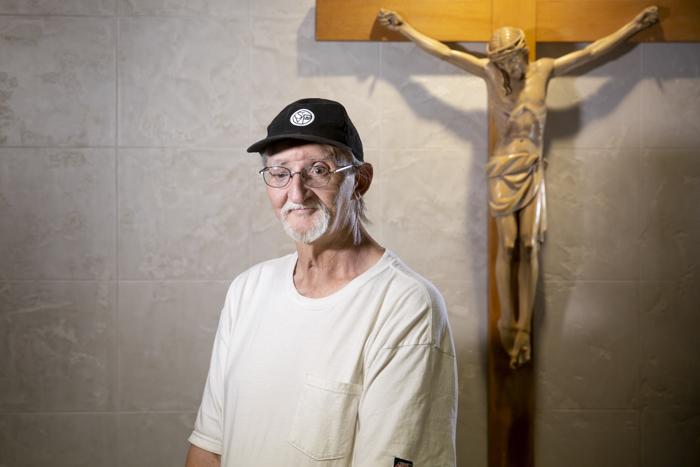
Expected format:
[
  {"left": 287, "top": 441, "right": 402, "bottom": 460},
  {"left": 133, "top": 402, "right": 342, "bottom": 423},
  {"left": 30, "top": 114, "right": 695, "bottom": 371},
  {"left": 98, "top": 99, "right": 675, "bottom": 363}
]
[{"left": 287, "top": 172, "right": 310, "bottom": 203}]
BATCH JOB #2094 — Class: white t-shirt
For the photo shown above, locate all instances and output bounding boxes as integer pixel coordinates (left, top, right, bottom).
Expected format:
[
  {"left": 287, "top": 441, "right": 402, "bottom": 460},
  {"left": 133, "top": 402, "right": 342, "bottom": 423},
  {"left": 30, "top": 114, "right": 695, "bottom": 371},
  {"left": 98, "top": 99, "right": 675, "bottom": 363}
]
[{"left": 189, "top": 250, "right": 457, "bottom": 467}]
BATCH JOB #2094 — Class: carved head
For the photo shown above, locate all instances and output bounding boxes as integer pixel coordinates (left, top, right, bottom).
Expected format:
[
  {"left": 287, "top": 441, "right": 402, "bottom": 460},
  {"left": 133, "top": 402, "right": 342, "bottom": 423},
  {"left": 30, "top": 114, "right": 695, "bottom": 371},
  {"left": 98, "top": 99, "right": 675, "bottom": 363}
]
[
  {"left": 488, "top": 27, "right": 528, "bottom": 85},
  {"left": 487, "top": 27, "right": 528, "bottom": 61}
]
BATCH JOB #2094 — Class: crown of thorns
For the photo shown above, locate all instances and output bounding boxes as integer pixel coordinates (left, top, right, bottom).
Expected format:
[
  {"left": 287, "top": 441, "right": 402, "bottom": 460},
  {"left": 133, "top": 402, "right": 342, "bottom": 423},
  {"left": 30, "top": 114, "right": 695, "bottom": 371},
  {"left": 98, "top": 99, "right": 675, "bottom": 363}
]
[{"left": 487, "top": 30, "right": 528, "bottom": 62}]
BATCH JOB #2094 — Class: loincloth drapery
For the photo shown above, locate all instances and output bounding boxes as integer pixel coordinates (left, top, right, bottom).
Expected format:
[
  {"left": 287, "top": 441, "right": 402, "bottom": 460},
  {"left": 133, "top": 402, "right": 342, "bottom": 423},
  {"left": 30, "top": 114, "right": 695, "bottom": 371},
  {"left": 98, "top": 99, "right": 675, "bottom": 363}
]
[{"left": 486, "top": 152, "right": 547, "bottom": 241}]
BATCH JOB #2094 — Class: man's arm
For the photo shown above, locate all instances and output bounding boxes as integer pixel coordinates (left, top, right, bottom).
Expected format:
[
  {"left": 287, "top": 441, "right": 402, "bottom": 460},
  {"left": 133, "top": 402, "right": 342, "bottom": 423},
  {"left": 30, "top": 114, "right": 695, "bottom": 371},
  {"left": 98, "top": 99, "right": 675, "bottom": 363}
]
[
  {"left": 377, "top": 8, "right": 488, "bottom": 77},
  {"left": 553, "top": 5, "right": 659, "bottom": 76},
  {"left": 352, "top": 289, "right": 458, "bottom": 467},
  {"left": 185, "top": 445, "right": 221, "bottom": 467}
]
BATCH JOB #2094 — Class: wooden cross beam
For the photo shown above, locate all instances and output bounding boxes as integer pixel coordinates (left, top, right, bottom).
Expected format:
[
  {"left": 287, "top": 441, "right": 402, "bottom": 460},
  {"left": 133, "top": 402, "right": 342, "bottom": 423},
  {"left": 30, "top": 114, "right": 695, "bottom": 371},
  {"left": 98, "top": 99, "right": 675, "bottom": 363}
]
[
  {"left": 316, "top": 0, "right": 700, "bottom": 42},
  {"left": 316, "top": 2, "right": 698, "bottom": 467}
]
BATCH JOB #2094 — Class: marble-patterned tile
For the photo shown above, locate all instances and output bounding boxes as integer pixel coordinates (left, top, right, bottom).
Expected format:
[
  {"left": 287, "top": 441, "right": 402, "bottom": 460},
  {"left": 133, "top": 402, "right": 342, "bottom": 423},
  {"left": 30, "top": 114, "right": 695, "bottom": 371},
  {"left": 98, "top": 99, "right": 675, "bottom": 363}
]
[
  {"left": 118, "top": 148, "right": 250, "bottom": 280},
  {"left": 641, "top": 410, "right": 700, "bottom": 467},
  {"left": 118, "top": 16, "right": 249, "bottom": 147},
  {"left": 117, "top": 412, "right": 196, "bottom": 467},
  {"left": 0, "top": 281, "right": 117, "bottom": 412},
  {"left": 0, "top": 148, "right": 116, "bottom": 280},
  {"left": 377, "top": 148, "right": 488, "bottom": 285},
  {"left": 0, "top": 416, "right": 14, "bottom": 466},
  {"left": 641, "top": 43, "right": 700, "bottom": 148},
  {"left": 0, "top": 17, "right": 115, "bottom": 146},
  {"left": 251, "top": 0, "right": 313, "bottom": 17},
  {"left": 535, "top": 281, "right": 639, "bottom": 409},
  {"left": 456, "top": 409, "right": 487, "bottom": 467},
  {"left": 435, "top": 278, "right": 488, "bottom": 411},
  {"left": 8, "top": 413, "right": 118, "bottom": 467},
  {"left": 118, "top": 280, "right": 228, "bottom": 411},
  {"left": 539, "top": 42, "right": 642, "bottom": 150},
  {"left": 535, "top": 410, "right": 639, "bottom": 467},
  {"left": 120, "top": 0, "right": 247, "bottom": 18},
  {"left": 543, "top": 147, "right": 640, "bottom": 281},
  {"left": 640, "top": 282, "right": 700, "bottom": 409},
  {"left": 639, "top": 149, "right": 700, "bottom": 283},
  {"left": 0, "top": 0, "right": 116, "bottom": 15},
  {"left": 378, "top": 42, "right": 488, "bottom": 151},
  {"left": 250, "top": 15, "right": 381, "bottom": 152}
]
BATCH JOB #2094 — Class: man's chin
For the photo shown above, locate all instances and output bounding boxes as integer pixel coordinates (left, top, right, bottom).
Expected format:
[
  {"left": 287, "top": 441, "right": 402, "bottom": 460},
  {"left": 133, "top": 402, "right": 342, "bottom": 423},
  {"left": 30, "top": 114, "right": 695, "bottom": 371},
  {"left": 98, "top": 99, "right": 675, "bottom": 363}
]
[{"left": 281, "top": 220, "right": 328, "bottom": 244}]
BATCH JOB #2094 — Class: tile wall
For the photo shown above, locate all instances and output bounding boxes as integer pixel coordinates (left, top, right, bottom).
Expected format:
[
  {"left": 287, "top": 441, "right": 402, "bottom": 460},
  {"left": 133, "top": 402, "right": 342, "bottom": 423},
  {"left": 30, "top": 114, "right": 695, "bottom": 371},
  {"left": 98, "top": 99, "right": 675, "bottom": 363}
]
[{"left": 0, "top": 1, "right": 698, "bottom": 466}]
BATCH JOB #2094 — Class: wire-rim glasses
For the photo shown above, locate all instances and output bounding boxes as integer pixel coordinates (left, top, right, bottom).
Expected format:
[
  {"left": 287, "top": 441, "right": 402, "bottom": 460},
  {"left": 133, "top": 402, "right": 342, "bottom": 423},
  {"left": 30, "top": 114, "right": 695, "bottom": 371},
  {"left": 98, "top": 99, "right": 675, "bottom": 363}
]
[{"left": 259, "top": 162, "right": 354, "bottom": 189}]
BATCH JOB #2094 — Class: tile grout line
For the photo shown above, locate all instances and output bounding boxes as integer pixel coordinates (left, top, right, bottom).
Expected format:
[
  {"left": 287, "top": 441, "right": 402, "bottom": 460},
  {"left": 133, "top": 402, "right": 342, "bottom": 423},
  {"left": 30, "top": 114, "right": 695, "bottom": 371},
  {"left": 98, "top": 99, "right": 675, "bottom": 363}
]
[
  {"left": 247, "top": 0, "right": 253, "bottom": 269},
  {"left": 114, "top": 12, "right": 122, "bottom": 464}
]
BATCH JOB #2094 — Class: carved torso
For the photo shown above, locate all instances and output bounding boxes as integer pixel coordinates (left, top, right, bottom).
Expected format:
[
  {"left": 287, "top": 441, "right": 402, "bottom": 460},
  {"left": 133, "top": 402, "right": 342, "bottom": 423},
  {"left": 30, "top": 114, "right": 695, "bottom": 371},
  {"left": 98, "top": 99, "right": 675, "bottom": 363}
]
[{"left": 485, "top": 58, "right": 555, "bottom": 156}]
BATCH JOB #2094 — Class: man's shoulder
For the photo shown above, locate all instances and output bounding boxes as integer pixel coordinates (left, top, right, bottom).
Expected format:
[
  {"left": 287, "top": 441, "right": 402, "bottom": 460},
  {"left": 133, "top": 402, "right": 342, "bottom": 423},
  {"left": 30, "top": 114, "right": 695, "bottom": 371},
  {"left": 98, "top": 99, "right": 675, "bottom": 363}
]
[
  {"left": 372, "top": 251, "right": 454, "bottom": 355},
  {"left": 381, "top": 251, "right": 446, "bottom": 310}
]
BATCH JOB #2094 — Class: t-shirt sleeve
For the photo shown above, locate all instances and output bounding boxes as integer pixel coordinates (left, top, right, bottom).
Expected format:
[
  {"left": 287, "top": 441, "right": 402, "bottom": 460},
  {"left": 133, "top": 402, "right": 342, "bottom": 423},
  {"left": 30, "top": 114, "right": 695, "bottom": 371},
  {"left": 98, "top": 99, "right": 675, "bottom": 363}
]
[
  {"left": 188, "top": 286, "right": 234, "bottom": 455},
  {"left": 352, "top": 293, "right": 458, "bottom": 467}
]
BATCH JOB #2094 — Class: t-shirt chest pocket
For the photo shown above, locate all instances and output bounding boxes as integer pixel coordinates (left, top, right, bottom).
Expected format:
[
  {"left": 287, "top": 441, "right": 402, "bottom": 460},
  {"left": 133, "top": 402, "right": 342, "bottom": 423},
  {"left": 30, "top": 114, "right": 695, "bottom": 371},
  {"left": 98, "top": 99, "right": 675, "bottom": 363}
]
[{"left": 288, "top": 374, "right": 362, "bottom": 461}]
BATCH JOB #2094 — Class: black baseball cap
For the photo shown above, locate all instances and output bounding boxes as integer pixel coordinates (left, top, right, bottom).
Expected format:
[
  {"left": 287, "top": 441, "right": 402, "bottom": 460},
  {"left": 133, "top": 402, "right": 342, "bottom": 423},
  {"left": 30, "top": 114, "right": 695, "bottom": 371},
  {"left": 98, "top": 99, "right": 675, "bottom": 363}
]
[{"left": 247, "top": 98, "right": 364, "bottom": 162}]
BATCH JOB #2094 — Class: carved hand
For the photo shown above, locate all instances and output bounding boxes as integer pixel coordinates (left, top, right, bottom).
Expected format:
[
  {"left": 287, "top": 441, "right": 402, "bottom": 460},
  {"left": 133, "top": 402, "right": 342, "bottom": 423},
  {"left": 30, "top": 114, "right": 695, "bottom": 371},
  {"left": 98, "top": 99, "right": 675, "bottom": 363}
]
[
  {"left": 636, "top": 5, "right": 659, "bottom": 29},
  {"left": 377, "top": 8, "right": 404, "bottom": 30}
]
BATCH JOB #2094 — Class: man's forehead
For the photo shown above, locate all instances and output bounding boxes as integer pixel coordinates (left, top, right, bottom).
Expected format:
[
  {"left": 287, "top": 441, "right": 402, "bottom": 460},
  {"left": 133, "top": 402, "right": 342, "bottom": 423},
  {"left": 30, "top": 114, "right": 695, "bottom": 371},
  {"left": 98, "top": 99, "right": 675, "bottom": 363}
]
[{"left": 266, "top": 143, "right": 334, "bottom": 164}]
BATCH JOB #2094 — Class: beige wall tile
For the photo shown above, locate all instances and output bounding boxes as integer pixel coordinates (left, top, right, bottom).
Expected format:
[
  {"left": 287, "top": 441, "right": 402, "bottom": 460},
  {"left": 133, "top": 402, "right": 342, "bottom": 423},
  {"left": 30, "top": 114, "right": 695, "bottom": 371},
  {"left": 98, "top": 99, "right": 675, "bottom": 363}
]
[
  {"left": 639, "top": 148, "right": 700, "bottom": 282},
  {"left": 539, "top": 42, "right": 642, "bottom": 150},
  {"left": 118, "top": 16, "right": 249, "bottom": 147},
  {"left": 0, "top": 17, "right": 115, "bottom": 146},
  {"left": 535, "top": 410, "right": 639, "bottom": 467},
  {"left": 8, "top": 413, "right": 118, "bottom": 467},
  {"left": 118, "top": 148, "right": 250, "bottom": 279},
  {"left": 118, "top": 280, "right": 228, "bottom": 411},
  {"left": 641, "top": 43, "right": 700, "bottom": 148},
  {"left": 436, "top": 278, "right": 488, "bottom": 411},
  {"left": 641, "top": 410, "right": 700, "bottom": 467},
  {"left": 120, "top": 0, "right": 246, "bottom": 17},
  {"left": 251, "top": 0, "right": 313, "bottom": 17},
  {"left": 377, "top": 148, "right": 488, "bottom": 285},
  {"left": 0, "top": 416, "right": 15, "bottom": 465},
  {"left": 0, "top": 1, "right": 116, "bottom": 15},
  {"left": 378, "top": 42, "right": 488, "bottom": 151},
  {"left": 640, "top": 282, "right": 700, "bottom": 409},
  {"left": 543, "top": 147, "right": 641, "bottom": 281},
  {"left": 251, "top": 15, "right": 381, "bottom": 151},
  {"left": 0, "top": 281, "right": 116, "bottom": 412},
  {"left": 535, "top": 281, "right": 639, "bottom": 409},
  {"left": 0, "top": 148, "right": 116, "bottom": 280},
  {"left": 117, "top": 412, "right": 196, "bottom": 467}
]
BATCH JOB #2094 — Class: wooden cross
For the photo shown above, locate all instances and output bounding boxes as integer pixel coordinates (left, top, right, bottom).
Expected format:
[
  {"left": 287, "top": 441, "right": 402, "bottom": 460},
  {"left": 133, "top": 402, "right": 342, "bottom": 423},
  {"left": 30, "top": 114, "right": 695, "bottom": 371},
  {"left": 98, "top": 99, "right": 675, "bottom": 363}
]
[{"left": 316, "top": 1, "right": 698, "bottom": 467}]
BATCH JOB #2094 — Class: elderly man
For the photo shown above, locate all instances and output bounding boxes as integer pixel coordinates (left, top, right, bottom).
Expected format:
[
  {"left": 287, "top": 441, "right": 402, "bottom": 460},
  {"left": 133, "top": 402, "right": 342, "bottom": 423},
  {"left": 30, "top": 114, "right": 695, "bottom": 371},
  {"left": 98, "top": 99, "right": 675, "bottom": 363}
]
[{"left": 185, "top": 98, "right": 458, "bottom": 467}]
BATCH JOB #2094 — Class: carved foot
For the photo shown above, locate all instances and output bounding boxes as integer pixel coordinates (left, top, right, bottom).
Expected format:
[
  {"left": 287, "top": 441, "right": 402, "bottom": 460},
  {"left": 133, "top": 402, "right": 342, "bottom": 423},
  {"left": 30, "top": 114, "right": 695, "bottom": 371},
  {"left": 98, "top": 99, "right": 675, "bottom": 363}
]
[{"left": 497, "top": 320, "right": 532, "bottom": 369}]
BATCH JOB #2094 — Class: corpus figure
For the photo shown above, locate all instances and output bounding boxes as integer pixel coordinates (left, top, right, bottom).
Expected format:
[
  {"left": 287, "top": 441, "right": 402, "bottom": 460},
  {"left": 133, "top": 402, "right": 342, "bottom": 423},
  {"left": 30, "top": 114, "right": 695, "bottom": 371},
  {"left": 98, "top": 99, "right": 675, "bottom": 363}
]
[{"left": 378, "top": 6, "right": 659, "bottom": 368}]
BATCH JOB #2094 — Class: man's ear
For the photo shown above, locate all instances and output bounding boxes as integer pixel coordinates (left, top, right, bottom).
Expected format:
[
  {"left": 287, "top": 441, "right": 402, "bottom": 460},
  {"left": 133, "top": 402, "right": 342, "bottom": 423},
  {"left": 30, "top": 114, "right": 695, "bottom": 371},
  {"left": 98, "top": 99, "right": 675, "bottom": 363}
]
[{"left": 355, "top": 163, "right": 373, "bottom": 196}]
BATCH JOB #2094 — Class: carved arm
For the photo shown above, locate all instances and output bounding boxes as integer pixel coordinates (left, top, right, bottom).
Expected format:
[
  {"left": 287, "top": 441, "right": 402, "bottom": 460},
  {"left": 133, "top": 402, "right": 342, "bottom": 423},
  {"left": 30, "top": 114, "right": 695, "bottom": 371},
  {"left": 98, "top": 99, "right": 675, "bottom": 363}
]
[
  {"left": 377, "top": 8, "right": 488, "bottom": 77},
  {"left": 552, "top": 6, "right": 659, "bottom": 76}
]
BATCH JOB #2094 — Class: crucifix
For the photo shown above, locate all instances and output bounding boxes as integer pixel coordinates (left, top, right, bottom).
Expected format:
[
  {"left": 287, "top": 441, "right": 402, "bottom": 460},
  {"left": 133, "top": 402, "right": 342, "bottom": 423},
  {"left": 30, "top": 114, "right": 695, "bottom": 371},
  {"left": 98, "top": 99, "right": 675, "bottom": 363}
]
[{"left": 316, "top": 1, "right": 696, "bottom": 466}]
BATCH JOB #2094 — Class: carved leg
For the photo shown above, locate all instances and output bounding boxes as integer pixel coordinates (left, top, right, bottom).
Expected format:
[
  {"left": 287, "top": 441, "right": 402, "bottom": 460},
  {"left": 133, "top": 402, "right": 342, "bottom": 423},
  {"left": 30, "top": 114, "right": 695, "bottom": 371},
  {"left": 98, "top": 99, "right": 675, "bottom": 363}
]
[
  {"left": 494, "top": 214, "right": 518, "bottom": 358},
  {"left": 510, "top": 201, "right": 540, "bottom": 368}
]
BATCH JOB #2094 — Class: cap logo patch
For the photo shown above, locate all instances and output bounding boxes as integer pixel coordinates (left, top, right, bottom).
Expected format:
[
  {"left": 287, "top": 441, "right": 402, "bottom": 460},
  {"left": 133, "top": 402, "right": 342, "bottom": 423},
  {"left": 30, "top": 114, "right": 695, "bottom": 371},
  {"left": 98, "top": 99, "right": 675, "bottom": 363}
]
[{"left": 290, "top": 108, "right": 315, "bottom": 126}]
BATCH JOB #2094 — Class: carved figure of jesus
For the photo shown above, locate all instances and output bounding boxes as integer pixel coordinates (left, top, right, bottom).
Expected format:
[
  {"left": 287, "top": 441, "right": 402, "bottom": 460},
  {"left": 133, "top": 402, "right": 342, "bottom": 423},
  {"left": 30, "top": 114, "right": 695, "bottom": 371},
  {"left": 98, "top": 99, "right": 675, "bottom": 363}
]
[{"left": 378, "top": 6, "right": 659, "bottom": 368}]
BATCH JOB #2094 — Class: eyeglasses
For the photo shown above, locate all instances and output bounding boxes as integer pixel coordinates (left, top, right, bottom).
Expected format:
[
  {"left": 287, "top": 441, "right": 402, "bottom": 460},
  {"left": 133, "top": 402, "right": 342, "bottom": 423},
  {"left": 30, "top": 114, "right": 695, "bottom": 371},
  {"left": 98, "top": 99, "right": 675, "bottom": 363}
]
[{"left": 259, "top": 162, "right": 354, "bottom": 189}]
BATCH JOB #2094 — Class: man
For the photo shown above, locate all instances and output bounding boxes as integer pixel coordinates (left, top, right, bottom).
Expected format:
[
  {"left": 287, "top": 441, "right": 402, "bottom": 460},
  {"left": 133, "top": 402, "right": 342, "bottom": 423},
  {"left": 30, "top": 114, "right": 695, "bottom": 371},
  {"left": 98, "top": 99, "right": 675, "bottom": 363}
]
[
  {"left": 378, "top": 6, "right": 659, "bottom": 368},
  {"left": 186, "top": 98, "right": 458, "bottom": 467}
]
